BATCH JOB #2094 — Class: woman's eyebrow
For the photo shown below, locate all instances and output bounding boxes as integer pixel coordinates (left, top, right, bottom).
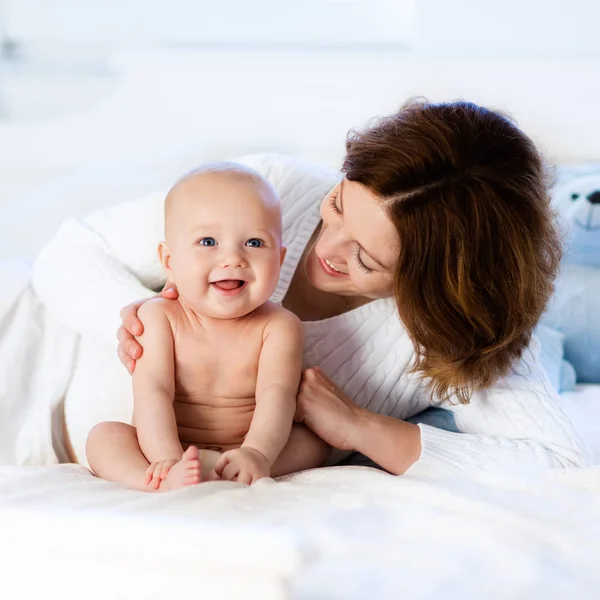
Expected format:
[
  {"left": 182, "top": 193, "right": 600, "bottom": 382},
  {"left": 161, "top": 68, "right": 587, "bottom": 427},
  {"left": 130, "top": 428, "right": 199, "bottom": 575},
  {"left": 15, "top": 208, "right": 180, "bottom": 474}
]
[{"left": 340, "top": 180, "right": 390, "bottom": 271}]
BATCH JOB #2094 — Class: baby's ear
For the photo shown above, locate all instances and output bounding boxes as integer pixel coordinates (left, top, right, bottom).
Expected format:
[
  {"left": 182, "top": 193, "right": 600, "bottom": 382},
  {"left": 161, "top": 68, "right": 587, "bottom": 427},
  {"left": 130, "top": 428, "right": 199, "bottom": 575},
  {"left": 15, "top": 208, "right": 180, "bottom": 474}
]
[
  {"left": 158, "top": 242, "right": 172, "bottom": 271},
  {"left": 280, "top": 245, "right": 287, "bottom": 266}
]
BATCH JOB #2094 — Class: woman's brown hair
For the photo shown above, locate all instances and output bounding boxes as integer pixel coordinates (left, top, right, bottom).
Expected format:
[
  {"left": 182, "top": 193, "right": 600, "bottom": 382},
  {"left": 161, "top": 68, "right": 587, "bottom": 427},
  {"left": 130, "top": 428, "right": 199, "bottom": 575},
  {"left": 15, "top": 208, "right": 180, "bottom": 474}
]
[{"left": 342, "top": 99, "right": 561, "bottom": 404}]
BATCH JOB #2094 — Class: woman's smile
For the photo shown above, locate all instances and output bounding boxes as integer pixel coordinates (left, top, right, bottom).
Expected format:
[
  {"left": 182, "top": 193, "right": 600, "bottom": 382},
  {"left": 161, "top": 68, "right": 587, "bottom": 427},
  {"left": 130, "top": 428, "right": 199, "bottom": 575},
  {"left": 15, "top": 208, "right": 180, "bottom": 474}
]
[{"left": 318, "top": 256, "right": 348, "bottom": 278}]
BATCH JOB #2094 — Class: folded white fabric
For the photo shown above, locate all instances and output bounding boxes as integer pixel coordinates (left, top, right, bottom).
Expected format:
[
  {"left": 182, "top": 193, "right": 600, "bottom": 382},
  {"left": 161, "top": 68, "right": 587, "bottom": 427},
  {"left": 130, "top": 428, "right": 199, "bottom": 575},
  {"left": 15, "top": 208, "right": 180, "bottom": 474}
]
[
  {"left": 0, "top": 260, "right": 77, "bottom": 465},
  {"left": 535, "top": 324, "right": 577, "bottom": 392},
  {"left": 558, "top": 385, "right": 600, "bottom": 464}
]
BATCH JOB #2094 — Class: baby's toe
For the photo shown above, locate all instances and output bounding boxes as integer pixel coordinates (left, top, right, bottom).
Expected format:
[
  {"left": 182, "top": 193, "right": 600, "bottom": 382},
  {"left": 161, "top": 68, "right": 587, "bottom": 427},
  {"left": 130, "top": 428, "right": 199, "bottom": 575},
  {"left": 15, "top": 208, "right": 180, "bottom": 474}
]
[
  {"left": 182, "top": 446, "right": 199, "bottom": 461},
  {"left": 183, "top": 461, "right": 202, "bottom": 475},
  {"left": 183, "top": 458, "right": 201, "bottom": 470},
  {"left": 184, "top": 472, "right": 201, "bottom": 485}
]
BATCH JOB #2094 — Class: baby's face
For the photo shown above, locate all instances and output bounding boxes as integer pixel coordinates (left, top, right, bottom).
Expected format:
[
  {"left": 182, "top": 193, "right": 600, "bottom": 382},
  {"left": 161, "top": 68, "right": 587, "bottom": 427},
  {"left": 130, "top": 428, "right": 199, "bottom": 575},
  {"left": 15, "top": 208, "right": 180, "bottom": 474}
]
[{"left": 161, "top": 172, "right": 284, "bottom": 320}]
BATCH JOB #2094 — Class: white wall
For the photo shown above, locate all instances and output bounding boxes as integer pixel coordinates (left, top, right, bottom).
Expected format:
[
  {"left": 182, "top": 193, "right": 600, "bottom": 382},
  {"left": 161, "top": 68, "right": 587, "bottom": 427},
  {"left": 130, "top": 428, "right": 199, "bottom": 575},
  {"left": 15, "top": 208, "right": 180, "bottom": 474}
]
[
  {"left": 416, "top": 0, "right": 600, "bottom": 57},
  {"left": 4, "top": 0, "right": 413, "bottom": 47}
]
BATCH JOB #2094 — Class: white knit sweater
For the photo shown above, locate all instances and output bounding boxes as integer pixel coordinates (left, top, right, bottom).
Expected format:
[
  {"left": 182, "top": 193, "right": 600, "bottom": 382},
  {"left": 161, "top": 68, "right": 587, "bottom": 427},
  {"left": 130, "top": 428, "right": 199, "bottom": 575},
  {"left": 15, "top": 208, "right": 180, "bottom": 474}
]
[{"left": 32, "top": 154, "right": 588, "bottom": 477}]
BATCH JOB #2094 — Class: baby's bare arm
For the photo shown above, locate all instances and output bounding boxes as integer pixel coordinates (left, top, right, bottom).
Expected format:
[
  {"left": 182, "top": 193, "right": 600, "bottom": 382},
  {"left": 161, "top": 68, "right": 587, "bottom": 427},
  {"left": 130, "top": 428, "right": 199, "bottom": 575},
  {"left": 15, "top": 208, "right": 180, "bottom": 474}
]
[
  {"left": 133, "top": 300, "right": 183, "bottom": 462},
  {"left": 243, "top": 310, "right": 304, "bottom": 466}
]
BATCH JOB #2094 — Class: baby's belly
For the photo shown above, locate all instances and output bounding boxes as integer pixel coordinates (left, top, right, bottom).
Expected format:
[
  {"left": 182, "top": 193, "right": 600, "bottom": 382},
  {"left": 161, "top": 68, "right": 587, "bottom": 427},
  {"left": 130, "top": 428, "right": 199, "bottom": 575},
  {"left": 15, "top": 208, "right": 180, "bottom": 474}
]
[{"left": 174, "top": 395, "right": 255, "bottom": 452}]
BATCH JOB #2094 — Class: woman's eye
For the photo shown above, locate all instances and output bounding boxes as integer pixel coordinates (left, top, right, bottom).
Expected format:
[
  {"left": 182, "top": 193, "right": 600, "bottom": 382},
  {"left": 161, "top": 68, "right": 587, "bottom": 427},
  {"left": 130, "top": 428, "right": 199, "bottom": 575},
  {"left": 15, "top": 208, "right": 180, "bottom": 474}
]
[
  {"left": 246, "top": 238, "right": 263, "bottom": 248},
  {"left": 329, "top": 193, "right": 342, "bottom": 215},
  {"left": 199, "top": 237, "right": 216, "bottom": 246},
  {"left": 354, "top": 248, "right": 373, "bottom": 274}
]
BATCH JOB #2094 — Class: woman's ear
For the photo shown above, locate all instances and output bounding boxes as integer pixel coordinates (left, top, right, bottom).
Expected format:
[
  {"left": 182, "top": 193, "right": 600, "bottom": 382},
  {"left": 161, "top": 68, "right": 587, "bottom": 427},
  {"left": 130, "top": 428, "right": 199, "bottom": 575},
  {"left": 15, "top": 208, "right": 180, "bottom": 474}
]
[
  {"left": 280, "top": 245, "right": 287, "bottom": 266},
  {"left": 158, "top": 242, "right": 172, "bottom": 271}
]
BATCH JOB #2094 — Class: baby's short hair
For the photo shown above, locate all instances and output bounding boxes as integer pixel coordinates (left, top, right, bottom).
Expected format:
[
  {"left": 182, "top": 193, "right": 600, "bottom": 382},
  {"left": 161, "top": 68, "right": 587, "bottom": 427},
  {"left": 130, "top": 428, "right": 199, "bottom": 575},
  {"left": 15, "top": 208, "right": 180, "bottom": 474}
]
[
  {"left": 163, "top": 161, "right": 282, "bottom": 246},
  {"left": 173, "top": 161, "right": 267, "bottom": 188},
  {"left": 165, "top": 161, "right": 278, "bottom": 218}
]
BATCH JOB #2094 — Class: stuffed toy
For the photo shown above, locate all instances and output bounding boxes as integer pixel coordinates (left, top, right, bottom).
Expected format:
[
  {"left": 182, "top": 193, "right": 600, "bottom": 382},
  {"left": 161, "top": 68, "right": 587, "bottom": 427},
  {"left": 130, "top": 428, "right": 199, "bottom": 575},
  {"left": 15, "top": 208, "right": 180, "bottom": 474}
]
[{"left": 540, "top": 167, "right": 600, "bottom": 385}]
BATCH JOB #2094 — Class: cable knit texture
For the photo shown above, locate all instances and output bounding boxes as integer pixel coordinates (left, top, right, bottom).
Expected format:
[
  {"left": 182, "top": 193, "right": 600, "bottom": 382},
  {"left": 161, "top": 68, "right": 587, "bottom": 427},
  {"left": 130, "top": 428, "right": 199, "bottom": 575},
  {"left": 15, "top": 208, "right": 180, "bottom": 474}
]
[{"left": 32, "top": 154, "right": 588, "bottom": 476}]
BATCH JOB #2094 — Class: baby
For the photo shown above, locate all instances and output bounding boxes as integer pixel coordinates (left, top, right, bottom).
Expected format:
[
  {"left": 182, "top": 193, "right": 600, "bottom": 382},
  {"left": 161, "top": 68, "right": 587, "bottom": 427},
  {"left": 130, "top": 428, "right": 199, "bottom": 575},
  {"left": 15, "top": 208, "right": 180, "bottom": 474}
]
[{"left": 86, "top": 163, "right": 326, "bottom": 490}]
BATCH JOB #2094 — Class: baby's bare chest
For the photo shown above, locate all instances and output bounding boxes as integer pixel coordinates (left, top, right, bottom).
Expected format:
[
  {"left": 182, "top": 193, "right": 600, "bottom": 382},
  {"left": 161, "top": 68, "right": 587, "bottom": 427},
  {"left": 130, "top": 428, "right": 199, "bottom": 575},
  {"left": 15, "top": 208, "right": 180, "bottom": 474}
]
[{"left": 173, "top": 325, "right": 264, "bottom": 401}]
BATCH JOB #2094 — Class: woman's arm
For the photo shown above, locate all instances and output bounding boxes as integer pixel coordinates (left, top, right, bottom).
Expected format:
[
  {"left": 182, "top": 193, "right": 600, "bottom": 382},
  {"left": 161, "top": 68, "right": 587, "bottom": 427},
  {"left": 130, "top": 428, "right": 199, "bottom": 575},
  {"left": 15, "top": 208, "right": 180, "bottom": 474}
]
[
  {"left": 362, "top": 343, "right": 588, "bottom": 477},
  {"left": 298, "top": 344, "right": 589, "bottom": 478}
]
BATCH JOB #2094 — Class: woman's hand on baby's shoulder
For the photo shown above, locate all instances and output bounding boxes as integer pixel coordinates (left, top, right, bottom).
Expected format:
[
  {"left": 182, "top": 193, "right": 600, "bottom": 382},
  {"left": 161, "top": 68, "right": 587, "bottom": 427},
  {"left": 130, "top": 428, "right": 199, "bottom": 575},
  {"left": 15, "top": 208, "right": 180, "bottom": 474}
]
[
  {"left": 160, "top": 283, "right": 179, "bottom": 301},
  {"left": 117, "top": 282, "right": 179, "bottom": 374}
]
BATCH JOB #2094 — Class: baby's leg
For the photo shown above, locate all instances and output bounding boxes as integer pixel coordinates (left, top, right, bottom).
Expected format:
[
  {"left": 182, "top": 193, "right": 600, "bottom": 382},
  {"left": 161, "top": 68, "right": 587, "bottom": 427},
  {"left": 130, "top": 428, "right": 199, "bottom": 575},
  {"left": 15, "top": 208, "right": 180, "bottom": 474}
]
[
  {"left": 271, "top": 424, "right": 331, "bottom": 478},
  {"left": 87, "top": 422, "right": 156, "bottom": 490},
  {"left": 86, "top": 422, "right": 201, "bottom": 491}
]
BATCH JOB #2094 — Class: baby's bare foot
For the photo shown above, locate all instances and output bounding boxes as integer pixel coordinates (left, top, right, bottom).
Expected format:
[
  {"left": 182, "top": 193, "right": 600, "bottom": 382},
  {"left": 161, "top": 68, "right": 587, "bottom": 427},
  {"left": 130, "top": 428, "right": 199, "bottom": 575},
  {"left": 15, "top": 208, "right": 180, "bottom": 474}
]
[{"left": 160, "top": 446, "right": 201, "bottom": 490}]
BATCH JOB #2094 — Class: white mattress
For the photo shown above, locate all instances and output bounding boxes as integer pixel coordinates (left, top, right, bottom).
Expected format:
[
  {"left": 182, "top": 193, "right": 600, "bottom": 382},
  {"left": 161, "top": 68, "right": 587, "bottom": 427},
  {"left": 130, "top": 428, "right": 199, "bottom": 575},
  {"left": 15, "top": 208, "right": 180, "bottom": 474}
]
[{"left": 2, "top": 454, "right": 600, "bottom": 599}]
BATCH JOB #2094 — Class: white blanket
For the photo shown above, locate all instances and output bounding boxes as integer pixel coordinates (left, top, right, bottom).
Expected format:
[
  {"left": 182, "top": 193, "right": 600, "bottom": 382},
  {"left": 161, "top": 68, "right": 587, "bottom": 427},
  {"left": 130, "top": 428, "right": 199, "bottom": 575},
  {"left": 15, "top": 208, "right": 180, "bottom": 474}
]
[
  {"left": 1, "top": 463, "right": 599, "bottom": 599},
  {"left": 0, "top": 261, "right": 77, "bottom": 465}
]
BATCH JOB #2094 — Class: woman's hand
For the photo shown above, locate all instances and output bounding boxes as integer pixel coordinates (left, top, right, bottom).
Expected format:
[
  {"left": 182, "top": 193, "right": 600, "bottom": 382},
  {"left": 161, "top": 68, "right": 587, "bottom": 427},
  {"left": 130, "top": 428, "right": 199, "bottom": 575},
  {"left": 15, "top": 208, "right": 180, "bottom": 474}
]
[
  {"left": 294, "top": 367, "right": 368, "bottom": 451},
  {"left": 117, "top": 283, "right": 179, "bottom": 373}
]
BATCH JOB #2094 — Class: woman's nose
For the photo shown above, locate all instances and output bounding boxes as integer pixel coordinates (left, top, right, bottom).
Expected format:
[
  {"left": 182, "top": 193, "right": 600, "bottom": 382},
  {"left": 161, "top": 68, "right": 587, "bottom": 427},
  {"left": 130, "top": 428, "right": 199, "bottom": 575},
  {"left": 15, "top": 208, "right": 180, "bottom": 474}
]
[{"left": 318, "top": 228, "right": 348, "bottom": 262}]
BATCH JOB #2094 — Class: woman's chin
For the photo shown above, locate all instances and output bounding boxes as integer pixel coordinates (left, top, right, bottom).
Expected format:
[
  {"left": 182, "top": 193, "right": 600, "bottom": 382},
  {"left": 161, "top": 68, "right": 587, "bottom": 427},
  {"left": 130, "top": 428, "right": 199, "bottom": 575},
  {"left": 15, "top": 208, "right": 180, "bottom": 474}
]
[{"left": 305, "top": 260, "right": 348, "bottom": 294}]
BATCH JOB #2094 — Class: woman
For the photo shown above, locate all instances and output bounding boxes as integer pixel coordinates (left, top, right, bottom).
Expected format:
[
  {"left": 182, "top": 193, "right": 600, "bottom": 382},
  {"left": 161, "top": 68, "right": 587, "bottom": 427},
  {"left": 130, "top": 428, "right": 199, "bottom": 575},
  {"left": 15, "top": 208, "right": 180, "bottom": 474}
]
[{"left": 33, "top": 99, "right": 587, "bottom": 476}]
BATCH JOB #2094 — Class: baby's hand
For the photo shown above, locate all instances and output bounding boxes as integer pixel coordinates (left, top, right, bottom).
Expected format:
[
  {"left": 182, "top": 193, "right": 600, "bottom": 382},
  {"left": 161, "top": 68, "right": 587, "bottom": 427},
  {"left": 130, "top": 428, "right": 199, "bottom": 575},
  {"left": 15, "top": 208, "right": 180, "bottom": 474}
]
[
  {"left": 144, "top": 458, "right": 179, "bottom": 490},
  {"left": 214, "top": 447, "right": 270, "bottom": 485}
]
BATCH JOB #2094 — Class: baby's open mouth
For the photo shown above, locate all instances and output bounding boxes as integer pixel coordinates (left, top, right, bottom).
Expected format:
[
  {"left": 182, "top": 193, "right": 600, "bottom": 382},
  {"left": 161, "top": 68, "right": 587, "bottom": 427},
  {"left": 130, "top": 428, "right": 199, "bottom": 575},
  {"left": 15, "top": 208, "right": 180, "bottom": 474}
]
[{"left": 211, "top": 280, "right": 247, "bottom": 294}]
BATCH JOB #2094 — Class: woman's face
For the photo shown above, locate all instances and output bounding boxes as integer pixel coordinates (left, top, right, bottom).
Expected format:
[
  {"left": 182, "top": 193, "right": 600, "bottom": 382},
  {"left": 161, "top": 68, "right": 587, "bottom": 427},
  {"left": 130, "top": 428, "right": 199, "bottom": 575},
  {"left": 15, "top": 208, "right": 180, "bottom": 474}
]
[{"left": 304, "top": 179, "right": 399, "bottom": 298}]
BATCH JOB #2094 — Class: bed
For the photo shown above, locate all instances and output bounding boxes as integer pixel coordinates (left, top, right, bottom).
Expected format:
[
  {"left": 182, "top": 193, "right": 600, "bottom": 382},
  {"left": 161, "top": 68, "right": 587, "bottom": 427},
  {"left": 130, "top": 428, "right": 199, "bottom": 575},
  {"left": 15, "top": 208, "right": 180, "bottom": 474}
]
[{"left": 2, "top": 437, "right": 600, "bottom": 600}]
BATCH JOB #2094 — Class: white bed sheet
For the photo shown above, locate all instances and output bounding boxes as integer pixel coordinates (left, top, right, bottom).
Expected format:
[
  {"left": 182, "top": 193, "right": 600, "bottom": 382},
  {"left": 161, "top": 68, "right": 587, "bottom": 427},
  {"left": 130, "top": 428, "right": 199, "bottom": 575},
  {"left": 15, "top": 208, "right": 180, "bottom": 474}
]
[{"left": 1, "top": 460, "right": 600, "bottom": 600}]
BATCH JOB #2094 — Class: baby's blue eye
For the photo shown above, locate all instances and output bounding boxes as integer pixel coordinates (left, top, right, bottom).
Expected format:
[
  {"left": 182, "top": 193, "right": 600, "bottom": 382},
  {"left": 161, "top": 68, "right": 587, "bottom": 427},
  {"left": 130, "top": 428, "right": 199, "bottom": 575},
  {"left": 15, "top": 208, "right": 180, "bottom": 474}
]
[
  {"left": 246, "top": 238, "right": 263, "bottom": 248},
  {"left": 199, "top": 237, "right": 216, "bottom": 246}
]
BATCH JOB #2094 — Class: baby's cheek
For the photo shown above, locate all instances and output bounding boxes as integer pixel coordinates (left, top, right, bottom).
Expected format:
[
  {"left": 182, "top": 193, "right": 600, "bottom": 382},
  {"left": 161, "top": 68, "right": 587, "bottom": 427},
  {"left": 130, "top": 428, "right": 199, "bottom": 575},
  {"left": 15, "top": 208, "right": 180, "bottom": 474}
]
[
  {"left": 259, "top": 261, "right": 282, "bottom": 296},
  {"left": 263, "top": 257, "right": 282, "bottom": 278},
  {"left": 179, "top": 271, "right": 207, "bottom": 297}
]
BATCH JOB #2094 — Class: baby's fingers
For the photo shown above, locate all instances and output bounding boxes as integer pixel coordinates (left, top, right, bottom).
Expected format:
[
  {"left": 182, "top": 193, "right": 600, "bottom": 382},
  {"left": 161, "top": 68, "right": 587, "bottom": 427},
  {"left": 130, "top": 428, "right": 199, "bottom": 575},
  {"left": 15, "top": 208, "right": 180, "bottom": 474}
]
[
  {"left": 221, "top": 461, "right": 241, "bottom": 482},
  {"left": 150, "top": 463, "right": 166, "bottom": 487},
  {"left": 160, "top": 461, "right": 174, "bottom": 480},
  {"left": 237, "top": 470, "right": 253, "bottom": 485},
  {"left": 214, "top": 453, "right": 231, "bottom": 478},
  {"left": 144, "top": 463, "right": 156, "bottom": 484}
]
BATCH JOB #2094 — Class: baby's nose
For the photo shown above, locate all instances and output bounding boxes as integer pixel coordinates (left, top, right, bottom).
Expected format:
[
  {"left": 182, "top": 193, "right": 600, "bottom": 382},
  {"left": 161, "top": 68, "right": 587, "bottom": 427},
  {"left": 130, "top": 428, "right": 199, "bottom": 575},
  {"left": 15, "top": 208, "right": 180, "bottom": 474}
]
[
  {"left": 222, "top": 259, "right": 247, "bottom": 268},
  {"left": 221, "top": 250, "right": 247, "bottom": 268}
]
